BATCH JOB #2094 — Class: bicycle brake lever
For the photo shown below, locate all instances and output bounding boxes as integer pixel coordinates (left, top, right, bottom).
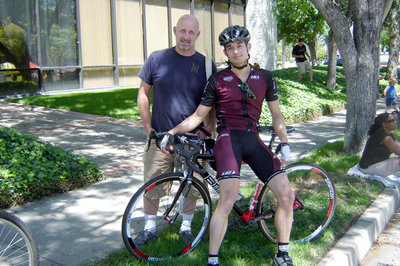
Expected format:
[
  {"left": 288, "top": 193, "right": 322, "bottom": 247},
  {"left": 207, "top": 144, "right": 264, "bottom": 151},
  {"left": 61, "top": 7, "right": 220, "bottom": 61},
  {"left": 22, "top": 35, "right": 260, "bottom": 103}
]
[{"left": 146, "top": 129, "right": 156, "bottom": 152}]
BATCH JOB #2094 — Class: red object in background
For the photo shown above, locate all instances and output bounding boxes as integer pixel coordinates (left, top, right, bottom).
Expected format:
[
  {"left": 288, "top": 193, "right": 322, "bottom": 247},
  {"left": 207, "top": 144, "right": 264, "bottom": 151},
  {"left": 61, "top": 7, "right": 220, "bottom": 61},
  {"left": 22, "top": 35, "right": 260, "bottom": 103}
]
[{"left": 29, "top": 61, "right": 38, "bottom": 68}]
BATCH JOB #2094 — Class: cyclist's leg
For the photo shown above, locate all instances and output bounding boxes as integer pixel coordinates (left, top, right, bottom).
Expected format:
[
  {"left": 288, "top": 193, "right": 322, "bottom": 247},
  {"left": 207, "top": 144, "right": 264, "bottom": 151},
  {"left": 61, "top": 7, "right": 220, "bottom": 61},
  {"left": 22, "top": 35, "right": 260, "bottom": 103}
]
[
  {"left": 209, "top": 178, "right": 240, "bottom": 254},
  {"left": 267, "top": 173, "right": 294, "bottom": 242},
  {"left": 246, "top": 133, "right": 295, "bottom": 241},
  {"left": 208, "top": 130, "right": 242, "bottom": 262},
  {"left": 245, "top": 133, "right": 295, "bottom": 262}
]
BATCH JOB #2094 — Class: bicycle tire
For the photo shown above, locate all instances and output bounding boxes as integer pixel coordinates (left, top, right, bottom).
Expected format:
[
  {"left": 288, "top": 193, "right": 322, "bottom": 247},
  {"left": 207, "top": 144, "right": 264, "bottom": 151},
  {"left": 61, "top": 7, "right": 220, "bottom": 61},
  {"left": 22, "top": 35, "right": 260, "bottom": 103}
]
[
  {"left": 0, "top": 210, "right": 39, "bottom": 266},
  {"left": 122, "top": 173, "right": 212, "bottom": 262},
  {"left": 256, "top": 162, "right": 336, "bottom": 244}
]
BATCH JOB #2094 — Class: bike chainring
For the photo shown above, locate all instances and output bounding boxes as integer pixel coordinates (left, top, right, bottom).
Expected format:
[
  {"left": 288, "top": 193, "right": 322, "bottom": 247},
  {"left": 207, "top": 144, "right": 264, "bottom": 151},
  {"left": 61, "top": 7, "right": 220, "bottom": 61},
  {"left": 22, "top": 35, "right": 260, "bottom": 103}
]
[{"left": 229, "top": 205, "right": 258, "bottom": 232}]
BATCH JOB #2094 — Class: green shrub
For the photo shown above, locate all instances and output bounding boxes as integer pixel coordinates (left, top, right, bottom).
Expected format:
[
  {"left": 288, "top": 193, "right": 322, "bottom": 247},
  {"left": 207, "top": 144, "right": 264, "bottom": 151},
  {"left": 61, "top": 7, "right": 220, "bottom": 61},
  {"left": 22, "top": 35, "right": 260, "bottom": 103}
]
[
  {"left": 0, "top": 126, "right": 103, "bottom": 208},
  {"left": 260, "top": 66, "right": 347, "bottom": 125}
]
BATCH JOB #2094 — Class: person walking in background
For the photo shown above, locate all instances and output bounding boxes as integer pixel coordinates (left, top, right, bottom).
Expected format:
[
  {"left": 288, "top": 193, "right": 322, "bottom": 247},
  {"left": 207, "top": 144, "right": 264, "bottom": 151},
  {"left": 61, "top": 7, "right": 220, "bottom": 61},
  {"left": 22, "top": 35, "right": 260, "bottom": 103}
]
[
  {"left": 384, "top": 77, "right": 400, "bottom": 112},
  {"left": 136, "top": 14, "right": 216, "bottom": 246},
  {"left": 163, "top": 25, "right": 295, "bottom": 266},
  {"left": 359, "top": 112, "right": 400, "bottom": 177},
  {"left": 292, "top": 38, "right": 312, "bottom": 82}
]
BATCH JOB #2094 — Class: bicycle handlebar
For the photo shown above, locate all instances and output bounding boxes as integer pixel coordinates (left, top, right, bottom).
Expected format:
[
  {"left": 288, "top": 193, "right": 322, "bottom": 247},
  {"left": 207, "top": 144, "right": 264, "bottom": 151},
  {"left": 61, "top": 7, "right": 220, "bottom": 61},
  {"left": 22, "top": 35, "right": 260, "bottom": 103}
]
[
  {"left": 147, "top": 126, "right": 295, "bottom": 174},
  {"left": 147, "top": 130, "right": 207, "bottom": 174}
]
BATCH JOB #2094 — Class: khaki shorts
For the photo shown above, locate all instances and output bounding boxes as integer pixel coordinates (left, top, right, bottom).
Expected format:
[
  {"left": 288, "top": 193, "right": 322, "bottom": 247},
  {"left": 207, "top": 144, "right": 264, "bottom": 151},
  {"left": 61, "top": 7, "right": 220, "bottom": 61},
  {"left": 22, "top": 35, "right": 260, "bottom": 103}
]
[
  {"left": 360, "top": 157, "right": 400, "bottom": 177},
  {"left": 143, "top": 140, "right": 207, "bottom": 199},
  {"left": 297, "top": 61, "right": 311, "bottom": 74}
]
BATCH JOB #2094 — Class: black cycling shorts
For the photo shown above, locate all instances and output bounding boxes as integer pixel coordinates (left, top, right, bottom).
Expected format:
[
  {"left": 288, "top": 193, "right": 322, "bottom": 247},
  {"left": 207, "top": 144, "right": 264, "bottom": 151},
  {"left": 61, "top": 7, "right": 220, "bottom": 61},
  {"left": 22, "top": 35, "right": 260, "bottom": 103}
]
[{"left": 213, "top": 130, "right": 284, "bottom": 183}]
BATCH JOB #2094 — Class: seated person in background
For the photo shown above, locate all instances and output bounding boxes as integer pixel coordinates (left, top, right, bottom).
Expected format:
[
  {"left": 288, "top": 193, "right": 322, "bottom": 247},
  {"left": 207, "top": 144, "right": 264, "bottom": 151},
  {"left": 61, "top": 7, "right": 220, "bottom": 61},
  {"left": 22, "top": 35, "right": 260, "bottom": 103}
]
[{"left": 359, "top": 112, "right": 400, "bottom": 176}]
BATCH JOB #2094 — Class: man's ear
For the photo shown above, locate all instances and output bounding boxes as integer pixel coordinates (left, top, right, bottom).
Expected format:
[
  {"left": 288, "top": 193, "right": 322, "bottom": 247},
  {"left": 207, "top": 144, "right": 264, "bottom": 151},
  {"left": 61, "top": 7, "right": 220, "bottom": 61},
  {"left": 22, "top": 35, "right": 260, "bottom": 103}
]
[
  {"left": 247, "top": 42, "right": 252, "bottom": 52},
  {"left": 223, "top": 48, "right": 227, "bottom": 57}
]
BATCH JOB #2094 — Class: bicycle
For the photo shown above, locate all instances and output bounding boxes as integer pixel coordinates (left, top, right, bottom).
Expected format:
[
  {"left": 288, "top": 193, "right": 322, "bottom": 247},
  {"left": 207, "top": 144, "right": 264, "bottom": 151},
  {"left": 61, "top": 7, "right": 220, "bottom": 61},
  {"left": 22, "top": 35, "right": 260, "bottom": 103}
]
[
  {"left": 0, "top": 209, "right": 39, "bottom": 265},
  {"left": 121, "top": 126, "right": 336, "bottom": 262}
]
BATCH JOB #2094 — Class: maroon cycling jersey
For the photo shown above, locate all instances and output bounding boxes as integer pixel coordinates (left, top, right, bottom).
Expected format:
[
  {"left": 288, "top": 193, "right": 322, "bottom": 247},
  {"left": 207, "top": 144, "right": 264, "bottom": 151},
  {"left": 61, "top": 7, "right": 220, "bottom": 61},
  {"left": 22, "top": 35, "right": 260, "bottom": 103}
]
[{"left": 201, "top": 65, "right": 278, "bottom": 132}]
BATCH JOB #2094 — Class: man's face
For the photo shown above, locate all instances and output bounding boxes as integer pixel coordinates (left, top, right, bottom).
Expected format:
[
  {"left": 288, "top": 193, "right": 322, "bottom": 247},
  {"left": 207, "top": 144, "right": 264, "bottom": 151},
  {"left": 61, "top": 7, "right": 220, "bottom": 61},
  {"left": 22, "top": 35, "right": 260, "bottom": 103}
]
[
  {"left": 174, "top": 17, "right": 200, "bottom": 53},
  {"left": 223, "top": 40, "right": 250, "bottom": 66}
]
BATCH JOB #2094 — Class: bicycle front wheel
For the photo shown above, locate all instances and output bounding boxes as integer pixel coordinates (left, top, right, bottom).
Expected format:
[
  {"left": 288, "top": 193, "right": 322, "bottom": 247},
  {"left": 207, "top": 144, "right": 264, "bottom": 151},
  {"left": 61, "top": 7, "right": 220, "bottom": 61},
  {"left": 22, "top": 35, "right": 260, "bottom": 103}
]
[
  {"left": 257, "top": 162, "right": 336, "bottom": 244},
  {"left": 121, "top": 173, "right": 212, "bottom": 262},
  {"left": 0, "top": 210, "right": 39, "bottom": 266}
]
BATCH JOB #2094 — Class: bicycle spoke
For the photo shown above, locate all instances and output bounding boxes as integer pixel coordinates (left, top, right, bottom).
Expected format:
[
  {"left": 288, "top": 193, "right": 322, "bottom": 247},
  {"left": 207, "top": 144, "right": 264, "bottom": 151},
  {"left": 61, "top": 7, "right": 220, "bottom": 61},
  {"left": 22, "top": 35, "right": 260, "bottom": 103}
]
[
  {"left": 122, "top": 173, "right": 211, "bottom": 262},
  {"left": 0, "top": 210, "right": 39, "bottom": 266},
  {"left": 257, "top": 162, "right": 336, "bottom": 244}
]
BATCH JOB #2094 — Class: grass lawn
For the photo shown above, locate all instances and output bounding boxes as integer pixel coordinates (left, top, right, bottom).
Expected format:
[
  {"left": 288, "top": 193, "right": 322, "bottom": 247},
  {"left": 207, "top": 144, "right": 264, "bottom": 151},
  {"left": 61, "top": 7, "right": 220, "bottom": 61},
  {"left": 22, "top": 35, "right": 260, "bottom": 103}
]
[
  {"left": 7, "top": 87, "right": 144, "bottom": 120},
  {"left": 7, "top": 66, "right": 346, "bottom": 124}
]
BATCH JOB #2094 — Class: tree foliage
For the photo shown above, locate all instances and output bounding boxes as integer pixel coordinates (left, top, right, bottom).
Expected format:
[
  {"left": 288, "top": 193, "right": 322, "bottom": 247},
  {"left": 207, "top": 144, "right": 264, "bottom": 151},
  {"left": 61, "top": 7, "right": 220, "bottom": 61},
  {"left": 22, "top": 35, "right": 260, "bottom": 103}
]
[
  {"left": 383, "top": 0, "right": 399, "bottom": 79},
  {"left": 275, "top": 0, "right": 327, "bottom": 64},
  {"left": 275, "top": 0, "right": 327, "bottom": 44}
]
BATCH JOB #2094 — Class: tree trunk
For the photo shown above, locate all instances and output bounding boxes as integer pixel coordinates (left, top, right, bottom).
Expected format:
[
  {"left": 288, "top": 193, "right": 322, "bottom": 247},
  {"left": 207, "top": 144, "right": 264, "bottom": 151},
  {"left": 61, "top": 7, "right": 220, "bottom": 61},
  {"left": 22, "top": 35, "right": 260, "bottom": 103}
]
[
  {"left": 327, "top": 29, "right": 337, "bottom": 89},
  {"left": 307, "top": 35, "right": 318, "bottom": 66},
  {"left": 281, "top": 39, "right": 286, "bottom": 68},
  {"left": 309, "top": 0, "right": 387, "bottom": 154},
  {"left": 385, "top": 0, "right": 399, "bottom": 80}
]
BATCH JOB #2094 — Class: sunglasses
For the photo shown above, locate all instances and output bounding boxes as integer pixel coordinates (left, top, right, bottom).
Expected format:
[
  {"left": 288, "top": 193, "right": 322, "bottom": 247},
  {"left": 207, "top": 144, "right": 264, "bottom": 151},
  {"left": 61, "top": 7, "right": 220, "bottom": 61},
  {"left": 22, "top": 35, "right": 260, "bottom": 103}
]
[{"left": 385, "top": 119, "right": 397, "bottom": 123}]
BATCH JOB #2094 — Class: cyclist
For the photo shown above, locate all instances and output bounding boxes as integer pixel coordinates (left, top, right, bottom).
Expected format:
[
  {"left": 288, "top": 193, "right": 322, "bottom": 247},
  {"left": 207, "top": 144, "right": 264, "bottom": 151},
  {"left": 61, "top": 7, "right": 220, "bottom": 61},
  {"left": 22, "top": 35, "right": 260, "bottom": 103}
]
[{"left": 163, "top": 25, "right": 295, "bottom": 266}]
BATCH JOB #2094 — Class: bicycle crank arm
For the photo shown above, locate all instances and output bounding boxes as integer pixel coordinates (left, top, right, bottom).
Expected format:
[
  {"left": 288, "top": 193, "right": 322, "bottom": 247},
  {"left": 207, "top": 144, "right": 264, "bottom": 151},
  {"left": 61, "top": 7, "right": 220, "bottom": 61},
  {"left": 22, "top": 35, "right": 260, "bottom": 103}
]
[{"left": 253, "top": 210, "right": 275, "bottom": 223}]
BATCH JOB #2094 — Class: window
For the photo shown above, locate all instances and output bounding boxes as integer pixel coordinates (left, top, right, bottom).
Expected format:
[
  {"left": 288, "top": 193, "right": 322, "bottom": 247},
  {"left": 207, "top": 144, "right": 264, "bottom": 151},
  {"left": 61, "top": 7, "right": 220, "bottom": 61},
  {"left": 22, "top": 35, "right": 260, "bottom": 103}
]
[
  {"left": 145, "top": 0, "right": 168, "bottom": 56},
  {"left": 214, "top": 1, "right": 229, "bottom": 63},
  {"left": 194, "top": 0, "right": 213, "bottom": 57}
]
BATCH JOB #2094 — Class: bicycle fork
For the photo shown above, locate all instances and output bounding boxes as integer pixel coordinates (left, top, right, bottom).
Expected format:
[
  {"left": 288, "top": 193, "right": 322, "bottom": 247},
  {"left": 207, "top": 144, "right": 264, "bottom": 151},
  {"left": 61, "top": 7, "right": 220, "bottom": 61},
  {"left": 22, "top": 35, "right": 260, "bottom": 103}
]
[{"left": 163, "top": 170, "right": 194, "bottom": 225}]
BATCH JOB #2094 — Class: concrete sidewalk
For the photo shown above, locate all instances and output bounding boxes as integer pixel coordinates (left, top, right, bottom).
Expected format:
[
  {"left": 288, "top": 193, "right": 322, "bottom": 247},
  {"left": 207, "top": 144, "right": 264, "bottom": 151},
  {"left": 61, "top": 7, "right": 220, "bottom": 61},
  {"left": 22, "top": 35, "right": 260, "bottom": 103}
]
[{"left": 0, "top": 100, "right": 398, "bottom": 265}]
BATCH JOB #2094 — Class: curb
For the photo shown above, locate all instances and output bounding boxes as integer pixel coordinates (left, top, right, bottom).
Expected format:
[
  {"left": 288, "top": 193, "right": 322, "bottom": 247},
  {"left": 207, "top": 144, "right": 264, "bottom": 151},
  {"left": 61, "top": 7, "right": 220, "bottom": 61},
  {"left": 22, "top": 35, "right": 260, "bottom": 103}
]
[{"left": 318, "top": 186, "right": 400, "bottom": 266}]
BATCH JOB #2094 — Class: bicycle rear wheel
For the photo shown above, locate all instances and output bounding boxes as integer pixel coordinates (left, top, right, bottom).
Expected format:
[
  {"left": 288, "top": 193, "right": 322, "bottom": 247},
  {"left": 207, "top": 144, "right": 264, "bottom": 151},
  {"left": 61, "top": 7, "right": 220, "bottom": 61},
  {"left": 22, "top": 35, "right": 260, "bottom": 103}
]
[
  {"left": 122, "top": 173, "right": 212, "bottom": 262},
  {"left": 0, "top": 210, "right": 39, "bottom": 266},
  {"left": 257, "top": 162, "right": 336, "bottom": 244}
]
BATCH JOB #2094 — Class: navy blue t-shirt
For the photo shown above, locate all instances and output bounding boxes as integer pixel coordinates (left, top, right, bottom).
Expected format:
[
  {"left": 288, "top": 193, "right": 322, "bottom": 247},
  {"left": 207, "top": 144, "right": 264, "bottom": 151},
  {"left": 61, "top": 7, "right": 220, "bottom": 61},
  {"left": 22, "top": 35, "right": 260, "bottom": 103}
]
[{"left": 139, "top": 47, "right": 215, "bottom": 132}]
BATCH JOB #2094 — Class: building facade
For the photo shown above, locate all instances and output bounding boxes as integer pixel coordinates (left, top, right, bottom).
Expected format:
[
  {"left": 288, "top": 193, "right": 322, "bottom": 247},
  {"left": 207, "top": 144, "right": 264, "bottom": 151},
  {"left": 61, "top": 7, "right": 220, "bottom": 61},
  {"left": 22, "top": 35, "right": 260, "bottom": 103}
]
[{"left": 0, "top": 0, "right": 277, "bottom": 96}]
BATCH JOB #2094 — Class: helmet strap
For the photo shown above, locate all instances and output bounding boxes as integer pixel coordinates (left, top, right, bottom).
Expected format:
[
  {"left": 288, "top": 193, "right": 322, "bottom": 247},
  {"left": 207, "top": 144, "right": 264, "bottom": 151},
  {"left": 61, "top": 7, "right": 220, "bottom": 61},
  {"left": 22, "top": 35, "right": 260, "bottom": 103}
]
[{"left": 230, "top": 61, "right": 248, "bottom": 70}]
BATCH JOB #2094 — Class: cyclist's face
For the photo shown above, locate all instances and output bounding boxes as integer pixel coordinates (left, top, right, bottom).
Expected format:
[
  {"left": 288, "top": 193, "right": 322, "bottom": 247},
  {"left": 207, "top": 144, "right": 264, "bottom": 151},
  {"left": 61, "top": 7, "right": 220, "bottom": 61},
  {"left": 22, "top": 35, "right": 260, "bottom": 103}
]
[
  {"left": 173, "top": 15, "right": 200, "bottom": 54},
  {"left": 223, "top": 40, "right": 251, "bottom": 66}
]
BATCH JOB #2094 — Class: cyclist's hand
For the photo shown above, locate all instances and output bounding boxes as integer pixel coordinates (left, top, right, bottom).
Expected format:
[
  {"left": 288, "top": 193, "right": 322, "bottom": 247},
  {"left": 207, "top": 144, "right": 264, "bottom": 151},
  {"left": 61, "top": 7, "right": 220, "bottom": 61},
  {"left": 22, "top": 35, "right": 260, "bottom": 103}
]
[
  {"left": 159, "top": 133, "right": 174, "bottom": 154},
  {"left": 279, "top": 143, "right": 291, "bottom": 163}
]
